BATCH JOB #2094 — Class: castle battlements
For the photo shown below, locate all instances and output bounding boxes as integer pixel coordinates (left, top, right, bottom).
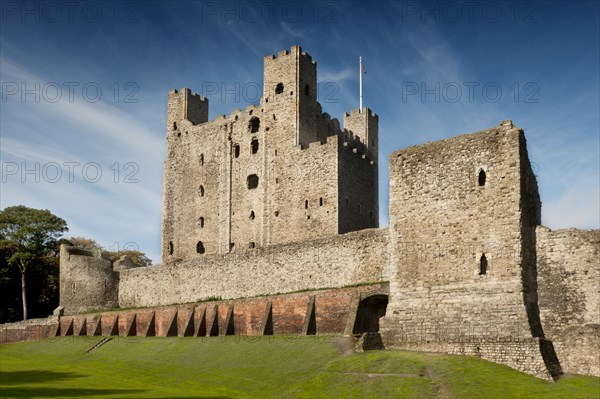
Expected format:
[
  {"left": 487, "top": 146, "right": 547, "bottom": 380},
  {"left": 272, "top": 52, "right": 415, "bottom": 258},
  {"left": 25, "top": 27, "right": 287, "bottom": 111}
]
[{"left": 46, "top": 47, "right": 599, "bottom": 382}]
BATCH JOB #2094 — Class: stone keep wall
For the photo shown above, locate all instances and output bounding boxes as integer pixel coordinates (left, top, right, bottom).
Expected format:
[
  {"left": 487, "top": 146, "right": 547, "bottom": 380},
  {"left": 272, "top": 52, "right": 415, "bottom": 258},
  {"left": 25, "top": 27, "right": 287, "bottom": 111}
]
[
  {"left": 339, "top": 108, "right": 379, "bottom": 234},
  {"left": 380, "top": 122, "right": 558, "bottom": 379},
  {"left": 161, "top": 46, "right": 378, "bottom": 262},
  {"left": 536, "top": 226, "right": 600, "bottom": 376},
  {"left": 120, "top": 228, "right": 388, "bottom": 308},
  {"left": 59, "top": 245, "right": 119, "bottom": 315}
]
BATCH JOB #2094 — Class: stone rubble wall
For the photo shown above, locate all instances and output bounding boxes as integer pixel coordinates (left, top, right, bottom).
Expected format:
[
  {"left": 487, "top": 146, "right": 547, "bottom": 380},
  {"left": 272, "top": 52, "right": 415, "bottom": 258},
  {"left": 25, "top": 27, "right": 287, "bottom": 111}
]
[
  {"left": 119, "top": 228, "right": 388, "bottom": 308},
  {"left": 536, "top": 226, "right": 600, "bottom": 376}
]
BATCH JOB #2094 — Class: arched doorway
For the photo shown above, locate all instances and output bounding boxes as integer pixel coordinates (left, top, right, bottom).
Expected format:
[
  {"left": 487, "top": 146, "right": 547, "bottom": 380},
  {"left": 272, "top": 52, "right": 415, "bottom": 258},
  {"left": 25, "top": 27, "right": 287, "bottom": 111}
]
[{"left": 352, "top": 294, "right": 388, "bottom": 334}]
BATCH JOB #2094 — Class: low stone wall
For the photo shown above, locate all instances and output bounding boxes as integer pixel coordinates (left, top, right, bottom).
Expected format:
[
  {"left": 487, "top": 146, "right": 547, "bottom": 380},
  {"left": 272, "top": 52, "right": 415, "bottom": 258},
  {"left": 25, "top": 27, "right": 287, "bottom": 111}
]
[
  {"left": 119, "top": 228, "right": 388, "bottom": 308},
  {"left": 1, "top": 284, "right": 388, "bottom": 344},
  {"left": 0, "top": 317, "right": 59, "bottom": 344},
  {"left": 536, "top": 226, "right": 600, "bottom": 377}
]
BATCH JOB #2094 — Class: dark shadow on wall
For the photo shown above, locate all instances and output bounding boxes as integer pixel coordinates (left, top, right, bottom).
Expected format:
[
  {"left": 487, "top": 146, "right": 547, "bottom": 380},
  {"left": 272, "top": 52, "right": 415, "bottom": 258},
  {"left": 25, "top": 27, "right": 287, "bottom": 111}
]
[{"left": 519, "top": 132, "right": 562, "bottom": 381}]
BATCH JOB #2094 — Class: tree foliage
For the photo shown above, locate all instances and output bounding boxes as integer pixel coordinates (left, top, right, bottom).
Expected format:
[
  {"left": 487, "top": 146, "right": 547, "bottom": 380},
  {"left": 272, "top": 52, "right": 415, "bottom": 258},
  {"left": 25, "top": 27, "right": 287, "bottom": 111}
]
[{"left": 0, "top": 206, "right": 68, "bottom": 321}]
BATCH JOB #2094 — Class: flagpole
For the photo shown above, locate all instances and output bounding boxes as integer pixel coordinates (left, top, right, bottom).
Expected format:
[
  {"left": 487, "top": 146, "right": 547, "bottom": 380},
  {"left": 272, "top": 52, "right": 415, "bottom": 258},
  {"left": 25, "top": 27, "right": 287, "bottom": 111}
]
[{"left": 359, "top": 56, "right": 363, "bottom": 113}]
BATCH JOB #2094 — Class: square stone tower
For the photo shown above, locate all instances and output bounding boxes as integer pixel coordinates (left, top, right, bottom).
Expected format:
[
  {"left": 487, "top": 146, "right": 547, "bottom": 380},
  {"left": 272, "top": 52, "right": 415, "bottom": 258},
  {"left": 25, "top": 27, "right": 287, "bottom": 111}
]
[{"left": 160, "top": 46, "right": 379, "bottom": 262}]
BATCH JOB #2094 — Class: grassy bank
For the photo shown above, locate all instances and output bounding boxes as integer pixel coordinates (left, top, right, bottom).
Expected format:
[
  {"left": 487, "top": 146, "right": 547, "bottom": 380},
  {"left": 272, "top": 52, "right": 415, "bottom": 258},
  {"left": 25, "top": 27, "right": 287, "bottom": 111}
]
[{"left": 1, "top": 336, "right": 598, "bottom": 398}]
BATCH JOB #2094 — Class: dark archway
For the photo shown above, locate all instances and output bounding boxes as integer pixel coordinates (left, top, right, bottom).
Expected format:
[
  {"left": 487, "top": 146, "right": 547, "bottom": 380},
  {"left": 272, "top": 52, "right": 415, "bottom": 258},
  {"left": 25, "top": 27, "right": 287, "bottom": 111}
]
[{"left": 352, "top": 294, "right": 388, "bottom": 334}]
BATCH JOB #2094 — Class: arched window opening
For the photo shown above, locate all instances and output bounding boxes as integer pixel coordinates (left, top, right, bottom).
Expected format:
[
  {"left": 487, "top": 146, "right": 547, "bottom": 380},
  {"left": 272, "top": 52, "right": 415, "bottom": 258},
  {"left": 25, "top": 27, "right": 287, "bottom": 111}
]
[
  {"left": 249, "top": 242, "right": 256, "bottom": 249},
  {"left": 304, "top": 200, "right": 308, "bottom": 209},
  {"left": 234, "top": 144, "right": 240, "bottom": 158},
  {"left": 304, "top": 84, "right": 309, "bottom": 96},
  {"left": 247, "top": 174, "right": 259, "bottom": 189},
  {"left": 478, "top": 169, "right": 486, "bottom": 186},
  {"left": 196, "top": 241, "right": 205, "bottom": 254},
  {"left": 198, "top": 217, "right": 204, "bottom": 228},
  {"left": 249, "top": 211, "right": 255, "bottom": 220},
  {"left": 168, "top": 241, "right": 174, "bottom": 255},
  {"left": 479, "top": 254, "right": 488, "bottom": 275},
  {"left": 251, "top": 139, "right": 259, "bottom": 154},
  {"left": 199, "top": 185, "right": 205, "bottom": 197},
  {"left": 319, "top": 197, "right": 323, "bottom": 206},
  {"left": 249, "top": 117, "right": 260, "bottom": 133},
  {"left": 275, "top": 83, "right": 284, "bottom": 94}
]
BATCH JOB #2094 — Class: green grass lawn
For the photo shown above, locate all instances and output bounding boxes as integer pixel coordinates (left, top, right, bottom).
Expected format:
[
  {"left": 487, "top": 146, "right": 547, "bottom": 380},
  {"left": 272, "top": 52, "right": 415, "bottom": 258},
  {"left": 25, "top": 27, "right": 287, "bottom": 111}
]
[{"left": 1, "top": 336, "right": 598, "bottom": 398}]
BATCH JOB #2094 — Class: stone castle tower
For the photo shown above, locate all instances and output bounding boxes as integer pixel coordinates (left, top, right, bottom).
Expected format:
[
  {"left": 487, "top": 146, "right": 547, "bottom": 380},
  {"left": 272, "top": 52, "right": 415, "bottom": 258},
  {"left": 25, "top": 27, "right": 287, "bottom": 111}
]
[
  {"left": 38, "top": 46, "right": 597, "bottom": 381},
  {"left": 161, "top": 46, "right": 378, "bottom": 261}
]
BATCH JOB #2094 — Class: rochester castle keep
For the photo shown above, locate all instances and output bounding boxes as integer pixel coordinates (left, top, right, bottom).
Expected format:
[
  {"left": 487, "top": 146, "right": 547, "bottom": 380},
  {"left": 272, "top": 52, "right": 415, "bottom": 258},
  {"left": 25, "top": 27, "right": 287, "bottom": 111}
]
[{"left": 3, "top": 46, "right": 598, "bottom": 381}]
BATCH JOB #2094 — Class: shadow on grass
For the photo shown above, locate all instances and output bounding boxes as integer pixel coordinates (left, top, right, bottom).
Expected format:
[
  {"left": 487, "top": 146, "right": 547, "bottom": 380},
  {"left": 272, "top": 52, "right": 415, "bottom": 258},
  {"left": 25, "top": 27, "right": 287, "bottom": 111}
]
[
  {"left": 0, "top": 387, "right": 147, "bottom": 397},
  {"left": 0, "top": 370, "right": 85, "bottom": 385}
]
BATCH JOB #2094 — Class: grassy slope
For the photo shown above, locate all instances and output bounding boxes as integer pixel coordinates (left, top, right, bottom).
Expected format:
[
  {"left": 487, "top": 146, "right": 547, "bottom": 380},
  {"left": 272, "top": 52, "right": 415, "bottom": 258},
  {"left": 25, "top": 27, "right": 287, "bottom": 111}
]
[{"left": 0, "top": 336, "right": 598, "bottom": 399}]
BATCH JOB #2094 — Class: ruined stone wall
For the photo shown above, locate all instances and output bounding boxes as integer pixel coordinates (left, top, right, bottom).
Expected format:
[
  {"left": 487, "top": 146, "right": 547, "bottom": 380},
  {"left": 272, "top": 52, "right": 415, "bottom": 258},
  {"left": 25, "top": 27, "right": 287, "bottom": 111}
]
[
  {"left": 537, "top": 226, "right": 600, "bottom": 376},
  {"left": 59, "top": 245, "right": 119, "bottom": 316},
  {"left": 121, "top": 228, "right": 387, "bottom": 308},
  {"left": 380, "top": 122, "right": 556, "bottom": 379}
]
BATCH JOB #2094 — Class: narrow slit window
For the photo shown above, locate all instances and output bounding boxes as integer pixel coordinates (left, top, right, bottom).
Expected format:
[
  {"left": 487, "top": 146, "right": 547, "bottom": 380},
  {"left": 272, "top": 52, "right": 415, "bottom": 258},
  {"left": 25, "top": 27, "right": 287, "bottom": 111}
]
[
  {"left": 173, "top": 122, "right": 177, "bottom": 131},
  {"left": 304, "top": 84, "right": 309, "bottom": 96},
  {"left": 319, "top": 197, "right": 323, "bottom": 206},
  {"left": 479, "top": 254, "right": 488, "bottom": 275},
  {"left": 251, "top": 139, "right": 259, "bottom": 154},
  {"left": 478, "top": 169, "right": 486, "bottom": 186},
  {"left": 198, "top": 217, "right": 204, "bottom": 228},
  {"left": 234, "top": 144, "right": 240, "bottom": 158},
  {"left": 249, "top": 211, "right": 255, "bottom": 220},
  {"left": 168, "top": 241, "right": 173, "bottom": 255},
  {"left": 200, "top": 154, "right": 204, "bottom": 165},
  {"left": 304, "top": 200, "right": 308, "bottom": 209},
  {"left": 199, "top": 185, "right": 205, "bottom": 197}
]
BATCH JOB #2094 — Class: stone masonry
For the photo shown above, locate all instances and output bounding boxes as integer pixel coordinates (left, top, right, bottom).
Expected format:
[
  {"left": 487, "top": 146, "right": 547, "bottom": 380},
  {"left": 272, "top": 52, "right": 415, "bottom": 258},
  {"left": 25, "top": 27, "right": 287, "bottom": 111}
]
[{"left": 8, "top": 46, "right": 596, "bottom": 381}]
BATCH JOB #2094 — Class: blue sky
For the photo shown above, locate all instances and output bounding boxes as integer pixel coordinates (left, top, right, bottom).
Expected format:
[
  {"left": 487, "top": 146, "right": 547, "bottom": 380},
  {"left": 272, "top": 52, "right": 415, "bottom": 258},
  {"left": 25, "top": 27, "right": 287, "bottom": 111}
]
[{"left": 1, "top": 0, "right": 598, "bottom": 262}]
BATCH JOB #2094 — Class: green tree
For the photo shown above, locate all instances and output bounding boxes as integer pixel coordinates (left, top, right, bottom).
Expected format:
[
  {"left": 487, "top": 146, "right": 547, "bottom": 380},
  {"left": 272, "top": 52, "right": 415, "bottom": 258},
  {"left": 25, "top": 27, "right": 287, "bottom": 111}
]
[{"left": 0, "top": 206, "right": 68, "bottom": 320}]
